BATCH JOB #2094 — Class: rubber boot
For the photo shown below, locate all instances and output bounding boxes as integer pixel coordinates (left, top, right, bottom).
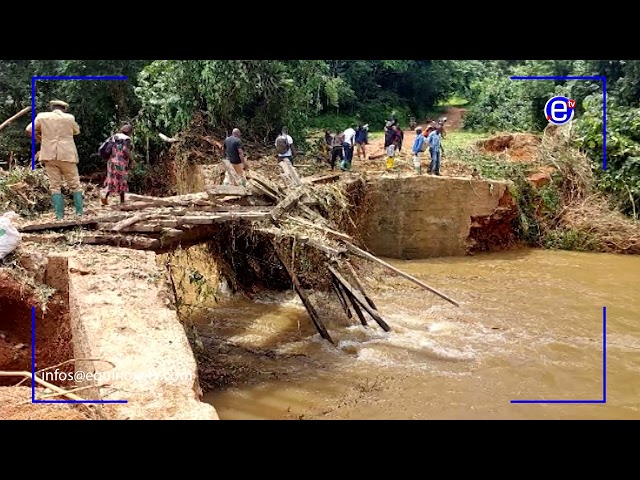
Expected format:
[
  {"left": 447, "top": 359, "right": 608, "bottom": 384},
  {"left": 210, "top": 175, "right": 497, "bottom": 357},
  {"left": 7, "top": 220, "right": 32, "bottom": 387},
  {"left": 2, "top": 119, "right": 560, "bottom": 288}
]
[
  {"left": 52, "top": 193, "right": 65, "bottom": 220},
  {"left": 386, "top": 157, "right": 394, "bottom": 170},
  {"left": 73, "top": 191, "right": 84, "bottom": 215}
]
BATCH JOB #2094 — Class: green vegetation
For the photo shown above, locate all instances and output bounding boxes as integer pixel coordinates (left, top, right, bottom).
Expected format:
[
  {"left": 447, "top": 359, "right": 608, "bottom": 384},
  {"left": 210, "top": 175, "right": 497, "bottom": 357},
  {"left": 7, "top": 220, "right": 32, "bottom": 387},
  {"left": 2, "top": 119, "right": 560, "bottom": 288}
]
[{"left": 1, "top": 59, "right": 640, "bottom": 254}]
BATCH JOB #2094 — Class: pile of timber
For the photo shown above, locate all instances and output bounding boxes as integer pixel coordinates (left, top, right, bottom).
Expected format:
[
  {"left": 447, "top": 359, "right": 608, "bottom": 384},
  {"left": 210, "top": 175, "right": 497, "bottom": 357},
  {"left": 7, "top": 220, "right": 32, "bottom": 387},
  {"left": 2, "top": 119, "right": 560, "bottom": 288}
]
[{"left": 17, "top": 158, "right": 460, "bottom": 343}]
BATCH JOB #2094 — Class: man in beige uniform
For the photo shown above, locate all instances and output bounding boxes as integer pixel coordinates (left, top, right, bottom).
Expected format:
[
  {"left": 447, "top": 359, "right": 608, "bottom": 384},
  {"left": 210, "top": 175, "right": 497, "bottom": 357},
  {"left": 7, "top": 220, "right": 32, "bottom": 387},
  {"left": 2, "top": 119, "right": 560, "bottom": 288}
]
[{"left": 26, "top": 99, "right": 83, "bottom": 219}]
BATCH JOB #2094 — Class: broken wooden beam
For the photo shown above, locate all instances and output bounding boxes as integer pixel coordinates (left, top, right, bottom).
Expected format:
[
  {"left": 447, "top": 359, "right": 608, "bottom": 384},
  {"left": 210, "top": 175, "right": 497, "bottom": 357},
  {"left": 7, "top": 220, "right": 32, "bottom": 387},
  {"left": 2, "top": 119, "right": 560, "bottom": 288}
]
[
  {"left": 341, "top": 282, "right": 369, "bottom": 327},
  {"left": 270, "top": 187, "right": 307, "bottom": 221},
  {"left": 272, "top": 241, "right": 334, "bottom": 344},
  {"left": 0, "top": 106, "right": 31, "bottom": 131},
  {"left": 287, "top": 216, "right": 353, "bottom": 242},
  {"left": 331, "top": 275, "right": 353, "bottom": 320},
  {"left": 111, "top": 213, "right": 154, "bottom": 232},
  {"left": 342, "top": 241, "right": 460, "bottom": 307},
  {"left": 326, "top": 263, "right": 391, "bottom": 332},
  {"left": 249, "top": 182, "right": 279, "bottom": 202},
  {"left": 303, "top": 173, "right": 342, "bottom": 185},
  {"left": 206, "top": 185, "right": 250, "bottom": 196},
  {"left": 221, "top": 159, "right": 243, "bottom": 186},
  {"left": 79, "top": 234, "right": 161, "bottom": 250},
  {"left": 343, "top": 259, "right": 377, "bottom": 310},
  {"left": 295, "top": 235, "right": 345, "bottom": 257},
  {"left": 17, "top": 214, "right": 126, "bottom": 232},
  {"left": 279, "top": 159, "right": 302, "bottom": 187},
  {"left": 246, "top": 170, "right": 285, "bottom": 199}
]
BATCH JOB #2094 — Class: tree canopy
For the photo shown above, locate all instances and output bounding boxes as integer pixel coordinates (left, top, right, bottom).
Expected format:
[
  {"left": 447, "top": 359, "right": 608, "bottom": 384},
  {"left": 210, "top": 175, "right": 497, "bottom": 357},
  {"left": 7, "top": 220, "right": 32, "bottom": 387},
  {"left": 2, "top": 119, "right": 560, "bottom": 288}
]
[{"left": 1, "top": 59, "right": 639, "bottom": 215}]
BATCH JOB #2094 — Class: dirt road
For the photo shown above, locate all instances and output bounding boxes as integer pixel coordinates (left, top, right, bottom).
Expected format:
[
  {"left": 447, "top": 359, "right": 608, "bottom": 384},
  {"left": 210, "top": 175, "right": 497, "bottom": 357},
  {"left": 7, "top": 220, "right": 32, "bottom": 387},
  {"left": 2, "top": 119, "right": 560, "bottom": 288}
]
[{"left": 354, "top": 107, "right": 466, "bottom": 175}]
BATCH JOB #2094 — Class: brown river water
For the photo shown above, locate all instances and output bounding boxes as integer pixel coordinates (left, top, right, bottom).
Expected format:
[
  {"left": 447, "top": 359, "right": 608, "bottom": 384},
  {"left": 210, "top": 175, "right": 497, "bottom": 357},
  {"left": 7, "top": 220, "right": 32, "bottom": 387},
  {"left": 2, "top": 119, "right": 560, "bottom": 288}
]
[{"left": 199, "top": 248, "right": 640, "bottom": 420}]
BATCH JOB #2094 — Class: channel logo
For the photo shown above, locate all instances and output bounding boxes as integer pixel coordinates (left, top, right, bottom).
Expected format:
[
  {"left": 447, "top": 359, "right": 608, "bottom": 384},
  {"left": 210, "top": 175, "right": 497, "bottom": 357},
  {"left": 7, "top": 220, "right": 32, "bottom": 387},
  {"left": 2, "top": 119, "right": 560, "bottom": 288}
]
[{"left": 545, "top": 96, "right": 576, "bottom": 126}]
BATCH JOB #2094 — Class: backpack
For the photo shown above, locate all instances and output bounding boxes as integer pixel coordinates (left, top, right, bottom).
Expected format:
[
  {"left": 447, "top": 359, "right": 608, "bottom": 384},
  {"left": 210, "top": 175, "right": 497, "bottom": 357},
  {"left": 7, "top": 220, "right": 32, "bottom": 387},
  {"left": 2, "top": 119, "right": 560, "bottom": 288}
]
[
  {"left": 420, "top": 136, "right": 428, "bottom": 152},
  {"left": 275, "top": 135, "right": 290, "bottom": 155},
  {"left": 98, "top": 136, "right": 114, "bottom": 159}
]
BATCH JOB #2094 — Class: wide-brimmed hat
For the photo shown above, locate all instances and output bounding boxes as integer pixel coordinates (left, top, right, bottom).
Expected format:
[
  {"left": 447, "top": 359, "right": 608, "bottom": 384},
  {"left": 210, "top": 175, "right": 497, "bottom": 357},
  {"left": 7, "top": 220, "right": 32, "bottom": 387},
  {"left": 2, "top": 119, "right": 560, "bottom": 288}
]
[{"left": 49, "top": 99, "right": 69, "bottom": 108}]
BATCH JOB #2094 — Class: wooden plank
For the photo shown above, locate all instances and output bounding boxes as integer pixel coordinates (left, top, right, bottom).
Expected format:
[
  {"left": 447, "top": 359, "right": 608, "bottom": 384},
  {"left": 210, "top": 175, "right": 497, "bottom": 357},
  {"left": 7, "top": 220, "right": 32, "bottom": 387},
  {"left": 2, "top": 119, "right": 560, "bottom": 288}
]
[
  {"left": 18, "top": 217, "right": 100, "bottom": 232},
  {"left": 80, "top": 234, "right": 161, "bottom": 250},
  {"left": 298, "top": 204, "right": 329, "bottom": 226},
  {"left": 222, "top": 159, "right": 243, "bottom": 186},
  {"left": 112, "top": 213, "right": 154, "bottom": 232},
  {"left": 246, "top": 170, "right": 285, "bottom": 198},
  {"left": 206, "top": 185, "right": 250, "bottom": 196},
  {"left": 304, "top": 173, "right": 342, "bottom": 185},
  {"left": 278, "top": 166, "right": 297, "bottom": 188},
  {"left": 270, "top": 187, "right": 306, "bottom": 221},
  {"left": 343, "top": 242, "right": 460, "bottom": 307},
  {"left": 272, "top": 241, "right": 334, "bottom": 344},
  {"left": 280, "top": 158, "right": 302, "bottom": 186},
  {"left": 177, "top": 211, "right": 271, "bottom": 225},
  {"left": 288, "top": 216, "right": 352, "bottom": 241},
  {"left": 331, "top": 275, "right": 353, "bottom": 320},
  {"left": 326, "top": 264, "right": 391, "bottom": 332},
  {"left": 343, "top": 259, "right": 377, "bottom": 310},
  {"left": 340, "top": 281, "right": 369, "bottom": 327},
  {"left": 249, "top": 181, "right": 279, "bottom": 202},
  {"left": 103, "top": 223, "right": 166, "bottom": 233}
]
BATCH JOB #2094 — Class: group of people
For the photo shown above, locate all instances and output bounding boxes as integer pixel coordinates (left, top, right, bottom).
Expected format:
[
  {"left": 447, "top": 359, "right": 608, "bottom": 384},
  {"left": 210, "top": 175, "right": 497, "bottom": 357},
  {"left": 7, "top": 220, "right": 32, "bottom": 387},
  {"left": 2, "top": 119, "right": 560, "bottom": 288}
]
[
  {"left": 411, "top": 121, "right": 445, "bottom": 175},
  {"left": 220, "top": 126, "right": 297, "bottom": 186},
  {"left": 26, "top": 99, "right": 448, "bottom": 221},
  {"left": 383, "top": 114, "right": 445, "bottom": 175},
  {"left": 322, "top": 123, "right": 368, "bottom": 171},
  {"left": 26, "top": 99, "right": 134, "bottom": 220}
]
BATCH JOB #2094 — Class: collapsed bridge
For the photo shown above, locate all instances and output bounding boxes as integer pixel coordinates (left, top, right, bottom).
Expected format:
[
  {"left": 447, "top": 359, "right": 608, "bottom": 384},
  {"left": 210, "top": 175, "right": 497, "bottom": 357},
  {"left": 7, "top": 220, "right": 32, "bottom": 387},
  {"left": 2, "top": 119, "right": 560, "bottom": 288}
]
[{"left": 16, "top": 161, "right": 460, "bottom": 344}]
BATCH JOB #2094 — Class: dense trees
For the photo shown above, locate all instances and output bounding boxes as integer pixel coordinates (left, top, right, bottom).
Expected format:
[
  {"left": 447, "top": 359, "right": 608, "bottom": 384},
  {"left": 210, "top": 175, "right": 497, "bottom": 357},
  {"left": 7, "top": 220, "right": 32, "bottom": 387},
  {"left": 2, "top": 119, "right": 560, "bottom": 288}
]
[{"left": 1, "top": 59, "right": 639, "bottom": 216}]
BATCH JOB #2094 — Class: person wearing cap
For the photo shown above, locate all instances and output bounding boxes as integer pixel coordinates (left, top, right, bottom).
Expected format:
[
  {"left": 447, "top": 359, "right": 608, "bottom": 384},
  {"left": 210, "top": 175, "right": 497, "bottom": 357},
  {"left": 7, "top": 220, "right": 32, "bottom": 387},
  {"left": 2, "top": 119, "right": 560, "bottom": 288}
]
[{"left": 25, "top": 99, "right": 83, "bottom": 219}]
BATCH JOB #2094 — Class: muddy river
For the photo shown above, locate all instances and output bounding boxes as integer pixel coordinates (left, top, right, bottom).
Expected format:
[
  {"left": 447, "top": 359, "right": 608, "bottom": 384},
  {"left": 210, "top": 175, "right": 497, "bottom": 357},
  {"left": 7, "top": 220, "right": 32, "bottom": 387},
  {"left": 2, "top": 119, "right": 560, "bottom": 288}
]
[{"left": 198, "top": 248, "right": 640, "bottom": 419}]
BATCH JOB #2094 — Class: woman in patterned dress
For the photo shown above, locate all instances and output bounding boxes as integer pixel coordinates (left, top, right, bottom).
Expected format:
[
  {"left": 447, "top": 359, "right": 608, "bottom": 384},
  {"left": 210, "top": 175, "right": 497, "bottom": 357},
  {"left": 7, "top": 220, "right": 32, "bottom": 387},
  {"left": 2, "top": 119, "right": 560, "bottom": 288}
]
[{"left": 101, "top": 124, "right": 133, "bottom": 205}]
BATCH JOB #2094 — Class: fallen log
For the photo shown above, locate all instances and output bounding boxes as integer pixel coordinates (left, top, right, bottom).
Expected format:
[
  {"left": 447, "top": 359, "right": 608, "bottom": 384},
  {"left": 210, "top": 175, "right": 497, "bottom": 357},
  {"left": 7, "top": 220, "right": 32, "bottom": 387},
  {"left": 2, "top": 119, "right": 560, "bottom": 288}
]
[
  {"left": 343, "top": 259, "right": 377, "bottom": 310},
  {"left": 342, "top": 242, "right": 461, "bottom": 307},
  {"left": 272, "top": 241, "right": 334, "bottom": 344},
  {"left": 326, "top": 264, "right": 391, "bottom": 332}
]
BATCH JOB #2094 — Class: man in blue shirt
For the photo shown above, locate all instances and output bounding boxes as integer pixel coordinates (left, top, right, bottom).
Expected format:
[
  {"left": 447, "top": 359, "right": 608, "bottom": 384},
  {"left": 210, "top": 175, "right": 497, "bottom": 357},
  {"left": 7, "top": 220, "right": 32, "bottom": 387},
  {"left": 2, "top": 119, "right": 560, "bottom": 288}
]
[
  {"left": 411, "top": 127, "right": 425, "bottom": 175},
  {"left": 426, "top": 126, "right": 444, "bottom": 175},
  {"left": 355, "top": 123, "right": 368, "bottom": 160}
]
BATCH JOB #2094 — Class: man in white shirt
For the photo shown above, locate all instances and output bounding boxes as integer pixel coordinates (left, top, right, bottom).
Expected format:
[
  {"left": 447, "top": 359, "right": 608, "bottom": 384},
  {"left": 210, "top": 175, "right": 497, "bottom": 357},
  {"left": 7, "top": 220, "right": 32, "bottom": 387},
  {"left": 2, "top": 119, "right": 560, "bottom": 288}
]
[
  {"left": 341, "top": 123, "right": 356, "bottom": 171},
  {"left": 275, "top": 127, "right": 296, "bottom": 165}
]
